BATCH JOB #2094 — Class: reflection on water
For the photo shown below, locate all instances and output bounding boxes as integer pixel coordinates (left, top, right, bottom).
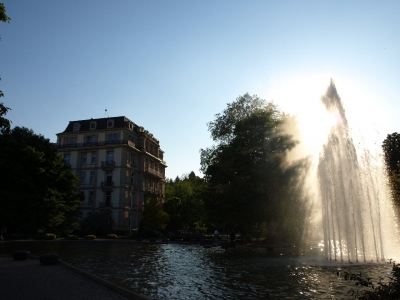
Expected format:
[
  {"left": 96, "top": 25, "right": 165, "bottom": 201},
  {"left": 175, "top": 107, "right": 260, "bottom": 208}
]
[{"left": 0, "top": 241, "right": 391, "bottom": 299}]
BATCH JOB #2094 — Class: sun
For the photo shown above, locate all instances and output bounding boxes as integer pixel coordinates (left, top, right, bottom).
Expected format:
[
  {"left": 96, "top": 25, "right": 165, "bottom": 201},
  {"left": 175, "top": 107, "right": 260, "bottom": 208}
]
[
  {"left": 265, "top": 72, "right": 389, "bottom": 162},
  {"left": 267, "top": 73, "right": 336, "bottom": 157}
]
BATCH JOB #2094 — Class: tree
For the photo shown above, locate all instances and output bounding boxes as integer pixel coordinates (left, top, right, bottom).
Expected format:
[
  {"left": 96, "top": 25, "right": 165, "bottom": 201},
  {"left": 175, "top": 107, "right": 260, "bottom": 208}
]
[
  {"left": 382, "top": 133, "right": 400, "bottom": 174},
  {"left": 200, "top": 94, "right": 309, "bottom": 245},
  {"left": 140, "top": 198, "right": 169, "bottom": 235},
  {"left": 0, "top": 3, "right": 11, "bottom": 23},
  {"left": 81, "top": 211, "right": 115, "bottom": 236},
  {"left": 382, "top": 133, "right": 400, "bottom": 208},
  {"left": 164, "top": 172, "right": 207, "bottom": 231},
  {"left": 0, "top": 101, "right": 10, "bottom": 134},
  {"left": 0, "top": 127, "right": 83, "bottom": 235},
  {"left": 0, "top": 3, "right": 11, "bottom": 134}
]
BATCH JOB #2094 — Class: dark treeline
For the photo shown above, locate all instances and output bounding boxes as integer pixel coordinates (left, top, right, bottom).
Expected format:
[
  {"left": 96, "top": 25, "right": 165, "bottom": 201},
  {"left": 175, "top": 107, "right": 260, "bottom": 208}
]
[{"left": 163, "top": 94, "right": 311, "bottom": 246}]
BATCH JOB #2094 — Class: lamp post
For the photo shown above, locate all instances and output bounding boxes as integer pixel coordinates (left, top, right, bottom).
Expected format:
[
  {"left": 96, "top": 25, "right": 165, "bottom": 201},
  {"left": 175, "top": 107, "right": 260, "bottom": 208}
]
[{"left": 129, "top": 198, "right": 132, "bottom": 235}]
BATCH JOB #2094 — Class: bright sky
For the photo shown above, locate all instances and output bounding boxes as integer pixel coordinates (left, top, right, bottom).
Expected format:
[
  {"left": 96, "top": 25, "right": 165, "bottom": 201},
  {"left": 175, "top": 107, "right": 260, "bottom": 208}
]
[{"left": 1, "top": 0, "right": 399, "bottom": 179}]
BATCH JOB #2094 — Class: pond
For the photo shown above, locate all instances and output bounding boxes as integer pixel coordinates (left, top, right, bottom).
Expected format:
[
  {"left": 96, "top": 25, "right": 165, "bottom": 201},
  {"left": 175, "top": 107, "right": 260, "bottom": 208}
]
[{"left": 0, "top": 240, "right": 392, "bottom": 299}]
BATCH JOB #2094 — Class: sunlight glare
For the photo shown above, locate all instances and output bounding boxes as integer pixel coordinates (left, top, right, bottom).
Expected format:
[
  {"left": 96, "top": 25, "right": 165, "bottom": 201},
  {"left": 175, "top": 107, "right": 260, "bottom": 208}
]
[{"left": 267, "top": 74, "right": 335, "bottom": 157}]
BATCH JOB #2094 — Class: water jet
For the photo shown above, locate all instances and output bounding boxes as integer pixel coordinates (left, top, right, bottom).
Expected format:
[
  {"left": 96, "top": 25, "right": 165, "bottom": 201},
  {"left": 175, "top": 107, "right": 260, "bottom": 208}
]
[{"left": 316, "top": 80, "right": 390, "bottom": 262}]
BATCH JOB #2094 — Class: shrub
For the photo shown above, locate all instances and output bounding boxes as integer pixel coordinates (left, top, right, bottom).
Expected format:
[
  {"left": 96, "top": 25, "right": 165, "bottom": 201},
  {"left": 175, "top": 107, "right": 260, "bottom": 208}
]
[
  {"left": 333, "top": 259, "right": 400, "bottom": 299},
  {"left": 80, "top": 211, "right": 115, "bottom": 236},
  {"left": 67, "top": 235, "right": 79, "bottom": 240},
  {"left": 85, "top": 234, "right": 96, "bottom": 240},
  {"left": 45, "top": 233, "right": 56, "bottom": 240},
  {"left": 107, "top": 234, "right": 118, "bottom": 239}
]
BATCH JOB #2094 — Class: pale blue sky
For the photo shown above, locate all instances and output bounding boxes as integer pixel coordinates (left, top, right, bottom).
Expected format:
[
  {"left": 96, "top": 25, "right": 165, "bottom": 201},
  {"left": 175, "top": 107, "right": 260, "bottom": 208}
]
[{"left": 1, "top": 0, "right": 399, "bottom": 179}]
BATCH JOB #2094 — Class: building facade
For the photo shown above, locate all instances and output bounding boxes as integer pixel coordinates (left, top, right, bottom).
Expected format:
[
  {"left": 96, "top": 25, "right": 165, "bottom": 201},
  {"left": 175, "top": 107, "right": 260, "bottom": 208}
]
[{"left": 56, "top": 116, "right": 166, "bottom": 232}]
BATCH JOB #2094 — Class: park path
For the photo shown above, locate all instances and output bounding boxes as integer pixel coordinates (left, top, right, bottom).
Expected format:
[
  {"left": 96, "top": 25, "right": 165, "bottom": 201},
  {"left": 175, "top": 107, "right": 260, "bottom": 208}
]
[{"left": 0, "top": 255, "right": 150, "bottom": 300}]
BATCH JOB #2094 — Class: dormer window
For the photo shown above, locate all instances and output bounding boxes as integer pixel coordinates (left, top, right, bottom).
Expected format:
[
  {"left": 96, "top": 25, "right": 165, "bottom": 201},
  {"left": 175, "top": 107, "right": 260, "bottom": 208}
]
[
  {"left": 129, "top": 122, "right": 134, "bottom": 130},
  {"left": 107, "top": 119, "right": 114, "bottom": 128},
  {"left": 73, "top": 123, "right": 80, "bottom": 132},
  {"left": 90, "top": 121, "right": 97, "bottom": 130}
]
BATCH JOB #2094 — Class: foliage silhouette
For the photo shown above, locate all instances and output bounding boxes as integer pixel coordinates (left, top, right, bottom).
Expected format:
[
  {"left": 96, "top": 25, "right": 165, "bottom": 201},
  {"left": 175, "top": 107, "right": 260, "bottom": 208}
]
[{"left": 200, "top": 93, "right": 310, "bottom": 245}]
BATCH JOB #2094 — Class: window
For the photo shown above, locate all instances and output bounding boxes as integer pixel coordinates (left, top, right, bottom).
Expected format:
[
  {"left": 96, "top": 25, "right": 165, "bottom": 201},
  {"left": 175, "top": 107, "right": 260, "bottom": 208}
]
[
  {"left": 90, "top": 122, "right": 97, "bottom": 130},
  {"left": 81, "top": 172, "right": 86, "bottom": 184},
  {"left": 90, "top": 171, "right": 95, "bottom": 184},
  {"left": 80, "top": 191, "right": 85, "bottom": 202},
  {"left": 63, "top": 154, "right": 70, "bottom": 165},
  {"left": 107, "top": 133, "right": 118, "bottom": 143},
  {"left": 86, "top": 135, "right": 96, "bottom": 144},
  {"left": 89, "top": 191, "right": 94, "bottom": 205},
  {"left": 106, "top": 151, "right": 114, "bottom": 163},
  {"left": 131, "top": 171, "right": 134, "bottom": 184},
  {"left": 91, "top": 152, "right": 96, "bottom": 165},
  {"left": 82, "top": 153, "right": 87, "bottom": 165},
  {"left": 106, "top": 172, "right": 112, "bottom": 185},
  {"left": 105, "top": 191, "right": 112, "bottom": 207},
  {"left": 127, "top": 152, "right": 135, "bottom": 165},
  {"left": 73, "top": 123, "right": 80, "bottom": 132},
  {"left": 107, "top": 120, "right": 114, "bottom": 128},
  {"left": 66, "top": 137, "right": 75, "bottom": 145}
]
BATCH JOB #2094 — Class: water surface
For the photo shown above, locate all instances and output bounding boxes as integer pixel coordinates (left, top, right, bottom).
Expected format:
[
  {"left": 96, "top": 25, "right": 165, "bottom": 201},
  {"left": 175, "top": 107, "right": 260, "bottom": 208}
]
[{"left": 0, "top": 241, "right": 391, "bottom": 299}]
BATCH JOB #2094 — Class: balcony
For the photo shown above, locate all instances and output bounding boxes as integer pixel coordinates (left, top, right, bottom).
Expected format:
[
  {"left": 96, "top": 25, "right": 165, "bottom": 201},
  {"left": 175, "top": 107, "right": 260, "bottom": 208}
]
[
  {"left": 101, "top": 181, "right": 114, "bottom": 190},
  {"left": 80, "top": 163, "right": 97, "bottom": 169},
  {"left": 56, "top": 139, "right": 138, "bottom": 150},
  {"left": 99, "top": 202, "right": 113, "bottom": 209},
  {"left": 101, "top": 160, "right": 115, "bottom": 170},
  {"left": 126, "top": 183, "right": 136, "bottom": 191},
  {"left": 80, "top": 182, "right": 96, "bottom": 188},
  {"left": 142, "top": 185, "right": 159, "bottom": 194},
  {"left": 144, "top": 167, "right": 164, "bottom": 179}
]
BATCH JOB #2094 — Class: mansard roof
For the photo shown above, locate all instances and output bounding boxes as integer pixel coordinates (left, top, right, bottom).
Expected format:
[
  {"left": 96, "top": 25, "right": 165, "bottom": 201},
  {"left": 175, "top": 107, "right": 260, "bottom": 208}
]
[{"left": 60, "top": 116, "right": 139, "bottom": 133}]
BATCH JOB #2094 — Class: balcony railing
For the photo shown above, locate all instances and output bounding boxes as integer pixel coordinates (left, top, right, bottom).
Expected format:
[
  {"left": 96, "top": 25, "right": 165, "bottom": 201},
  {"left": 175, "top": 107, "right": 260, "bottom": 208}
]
[
  {"left": 144, "top": 167, "right": 164, "bottom": 178},
  {"left": 56, "top": 140, "right": 137, "bottom": 149},
  {"left": 79, "top": 182, "right": 96, "bottom": 188},
  {"left": 101, "top": 181, "right": 114, "bottom": 188},
  {"left": 80, "top": 163, "right": 97, "bottom": 168},
  {"left": 57, "top": 140, "right": 166, "bottom": 164},
  {"left": 99, "top": 202, "right": 113, "bottom": 208},
  {"left": 142, "top": 185, "right": 163, "bottom": 194},
  {"left": 101, "top": 161, "right": 115, "bottom": 168}
]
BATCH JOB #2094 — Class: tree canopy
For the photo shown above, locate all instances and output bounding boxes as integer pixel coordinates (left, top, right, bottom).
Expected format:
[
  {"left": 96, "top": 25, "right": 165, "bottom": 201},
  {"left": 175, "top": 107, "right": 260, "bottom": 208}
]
[
  {"left": 81, "top": 211, "right": 115, "bottom": 236},
  {"left": 382, "top": 133, "right": 400, "bottom": 174},
  {"left": 0, "top": 3, "right": 11, "bottom": 23},
  {"left": 140, "top": 198, "right": 169, "bottom": 235},
  {"left": 0, "top": 127, "right": 83, "bottom": 234},
  {"left": 382, "top": 133, "right": 400, "bottom": 209},
  {"left": 200, "top": 93, "right": 309, "bottom": 244},
  {"left": 0, "top": 3, "right": 11, "bottom": 134},
  {"left": 0, "top": 4, "right": 83, "bottom": 236},
  {"left": 164, "top": 172, "right": 207, "bottom": 231}
]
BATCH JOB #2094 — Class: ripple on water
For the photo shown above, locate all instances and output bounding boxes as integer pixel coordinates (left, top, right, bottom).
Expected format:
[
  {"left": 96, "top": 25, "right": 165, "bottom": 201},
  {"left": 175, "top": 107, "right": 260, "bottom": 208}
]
[{"left": 0, "top": 241, "right": 393, "bottom": 299}]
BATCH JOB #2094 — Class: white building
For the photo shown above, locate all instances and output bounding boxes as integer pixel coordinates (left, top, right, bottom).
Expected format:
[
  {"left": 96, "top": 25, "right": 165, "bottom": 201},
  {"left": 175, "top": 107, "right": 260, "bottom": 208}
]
[{"left": 56, "top": 116, "right": 166, "bottom": 232}]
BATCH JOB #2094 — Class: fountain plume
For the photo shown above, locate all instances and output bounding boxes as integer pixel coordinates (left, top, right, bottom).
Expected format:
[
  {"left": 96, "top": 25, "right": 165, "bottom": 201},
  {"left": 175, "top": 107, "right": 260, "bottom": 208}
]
[{"left": 317, "top": 80, "right": 386, "bottom": 262}]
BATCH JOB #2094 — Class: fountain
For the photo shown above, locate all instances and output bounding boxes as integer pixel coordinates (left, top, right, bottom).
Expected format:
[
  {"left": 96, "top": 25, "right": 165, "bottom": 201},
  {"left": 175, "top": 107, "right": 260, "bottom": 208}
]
[{"left": 317, "top": 80, "right": 388, "bottom": 262}]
